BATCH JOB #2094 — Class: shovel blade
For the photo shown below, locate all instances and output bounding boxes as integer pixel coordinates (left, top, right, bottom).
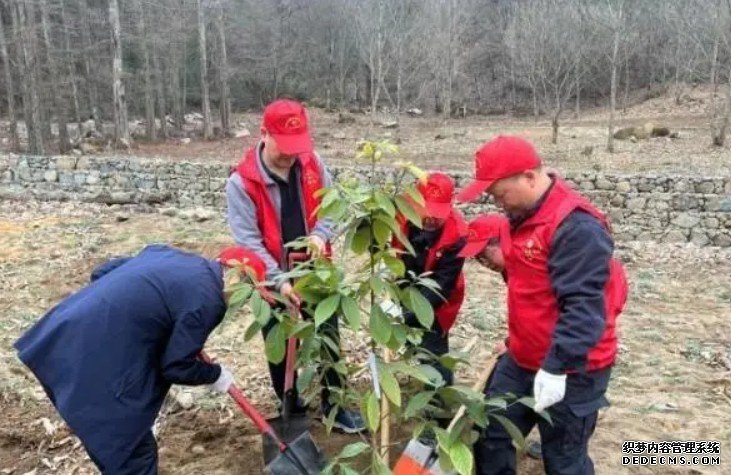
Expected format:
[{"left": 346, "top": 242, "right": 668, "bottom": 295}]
[
  {"left": 393, "top": 439, "right": 456, "bottom": 475},
  {"left": 264, "top": 431, "right": 327, "bottom": 475},
  {"left": 262, "top": 414, "right": 312, "bottom": 465}
]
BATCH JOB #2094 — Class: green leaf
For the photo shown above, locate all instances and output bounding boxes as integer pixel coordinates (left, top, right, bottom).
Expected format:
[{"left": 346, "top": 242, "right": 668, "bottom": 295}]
[
  {"left": 408, "top": 288, "right": 434, "bottom": 329},
  {"left": 404, "top": 391, "right": 435, "bottom": 418},
  {"left": 366, "top": 391, "right": 380, "bottom": 432},
  {"left": 228, "top": 283, "right": 253, "bottom": 308},
  {"left": 319, "top": 188, "right": 339, "bottom": 211},
  {"left": 341, "top": 296, "right": 361, "bottom": 331},
  {"left": 492, "top": 414, "right": 526, "bottom": 450},
  {"left": 369, "top": 275, "right": 386, "bottom": 294},
  {"left": 373, "top": 455, "right": 391, "bottom": 475},
  {"left": 485, "top": 397, "right": 508, "bottom": 410},
  {"left": 417, "top": 364, "right": 446, "bottom": 387},
  {"left": 296, "top": 366, "right": 317, "bottom": 393},
  {"left": 374, "top": 191, "right": 397, "bottom": 217},
  {"left": 405, "top": 182, "right": 426, "bottom": 205},
  {"left": 395, "top": 195, "right": 422, "bottom": 228},
  {"left": 378, "top": 366, "right": 401, "bottom": 407},
  {"left": 264, "top": 323, "right": 287, "bottom": 364},
  {"left": 340, "top": 465, "right": 360, "bottom": 475},
  {"left": 251, "top": 291, "right": 272, "bottom": 325},
  {"left": 315, "top": 294, "right": 341, "bottom": 327},
  {"left": 449, "top": 441, "right": 474, "bottom": 475},
  {"left": 351, "top": 225, "right": 371, "bottom": 254},
  {"left": 383, "top": 217, "right": 415, "bottom": 255},
  {"left": 382, "top": 255, "right": 406, "bottom": 277},
  {"left": 373, "top": 218, "right": 391, "bottom": 246},
  {"left": 369, "top": 304, "right": 392, "bottom": 346},
  {"left": 338, "top": 442, "right": 370, "bottom": 459},
  {"left": 289, "top": 320, "right": 315, "bottom": 338},
  {"left": 243, "top": 321, "right": 261, "bottom": 341}
]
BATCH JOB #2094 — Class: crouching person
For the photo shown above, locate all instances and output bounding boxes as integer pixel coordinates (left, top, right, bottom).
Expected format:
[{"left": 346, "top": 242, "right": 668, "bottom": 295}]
[
  {"left": 396, "top": 172, "right": 469, "bottom": 388},
  {"left": 14, "top": 244, "right": 265, "bottom": 475}
]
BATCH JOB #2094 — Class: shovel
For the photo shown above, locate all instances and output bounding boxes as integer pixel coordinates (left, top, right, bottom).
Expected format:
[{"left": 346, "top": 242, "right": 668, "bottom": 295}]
[
  {"left": 263, "top": 251, "right": 314, "bottom": 464},
  {"left": 393, "top": 354, "right": 499, "bottom": 475},
  {"left": 199, "top": 351, "right": 326, "bottom": 474}
]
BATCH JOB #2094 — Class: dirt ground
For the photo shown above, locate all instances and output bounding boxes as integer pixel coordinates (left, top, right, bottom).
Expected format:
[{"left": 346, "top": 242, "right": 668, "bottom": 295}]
[{"left": 1, "top": 196, "right": 729, "bottom": 474}]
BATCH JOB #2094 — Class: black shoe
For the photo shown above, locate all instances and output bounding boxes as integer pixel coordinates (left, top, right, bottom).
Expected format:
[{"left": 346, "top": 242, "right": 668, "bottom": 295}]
[{"left": 320, "top": 403, "right": 366, "bottom": 434}]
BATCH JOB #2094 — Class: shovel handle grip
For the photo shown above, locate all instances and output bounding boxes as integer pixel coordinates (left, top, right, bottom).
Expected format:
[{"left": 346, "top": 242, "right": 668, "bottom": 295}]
[
  {"left": 446, "top": 355, "right": 498, "bottom": 433},
  {"left": 199, "top": 351, "right": 286, "bottom": 452}
]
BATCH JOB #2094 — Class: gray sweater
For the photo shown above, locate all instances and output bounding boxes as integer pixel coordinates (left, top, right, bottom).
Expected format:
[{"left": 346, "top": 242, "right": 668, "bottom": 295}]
[{"left": 225, "top": 142, "right": 335, "bottom": 286}]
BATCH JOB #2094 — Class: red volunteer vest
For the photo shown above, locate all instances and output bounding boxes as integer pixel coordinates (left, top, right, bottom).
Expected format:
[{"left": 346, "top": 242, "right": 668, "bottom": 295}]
[
  {"left": 505, "top": 178, "right": 628, "bottom": 372},
  {"left": 395, "top": 211, "right": 468, "bottom": 333},
  {"left": 235, "top": 147, "right": 325, "bottom": 264}
]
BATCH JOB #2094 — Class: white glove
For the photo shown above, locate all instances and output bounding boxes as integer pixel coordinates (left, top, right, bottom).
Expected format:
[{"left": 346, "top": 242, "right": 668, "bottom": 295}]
[
  {"left": 379, "top": 300, "right": 402, "bottom": 318},
  {"left": 210, "top": 365, "right": 234, "bottom": 393},
  {"left": 533, "top": 369, "right": 566, "bottom": 413}
]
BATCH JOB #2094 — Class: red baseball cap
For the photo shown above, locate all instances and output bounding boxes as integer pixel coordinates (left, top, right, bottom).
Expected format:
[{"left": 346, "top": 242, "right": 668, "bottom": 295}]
[
  {"left": 412, "top": 172, "right": 455, "bottom": 219},
  {"left": 459, "top": 214, "right": 509, "bottom": 258},
  {"left": 218, "top": 246, "right": 266, "bottom": 281},
  {"left": 456, "top": 136, "right": 542, "bottom": 203},
  {"left": 262, "top": 99, "right": 313, "bottom": 155}
]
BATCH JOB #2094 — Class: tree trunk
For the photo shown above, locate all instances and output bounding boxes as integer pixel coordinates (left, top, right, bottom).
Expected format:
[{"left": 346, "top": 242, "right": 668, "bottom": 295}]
[
  {"left": 608, "top": 28, "right": 620, "bottom": 153},
  {"left": 622, "top": 44, "right": 630, "bottom": 113},
  {"left": 216, "top": 0, "right": 231, "bottom": 135},
  {"left": 59, "top": 0, "right": 82, "bottom": 132},
  {"left": 80, "top": 0, "right": 102, "bottom": 134},
  {"left": 713, "top": 65, "right": 731, "bottom": 147},
  {"left": 574, "top": 64, "right": 581, "bottom": 119},
  {"left": 40, "top": 0, "right": 71, "bottom": 153},
  {"left": 152, "top": 44, "right": 168, "bottom": 139},
  {"left": 710, "top": 36, "right": 720, "bottom": 145},
  {"left": 18, "top": 1, "right": 44, "bottom": 155},
  {"left": 109, "top": 0, "right": 130, "bottom": 146},
  {"left": 198, "top": 0, "right": 213, "bottom": 139},
  {"left": 0, "top": 6, "right": 19, "bottom": 151},
  {"left": 552, "top": 92, "right": 561, "bottom": 145},
  {"left": 135, "top": 0, "right": 156, "bottom": 141},
  {"left": 181, "top": 34, "right": 188, "bottom": 127}
]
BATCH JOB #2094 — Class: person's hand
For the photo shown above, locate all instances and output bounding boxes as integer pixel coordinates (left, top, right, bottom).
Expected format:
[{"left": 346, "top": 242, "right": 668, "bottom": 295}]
[
  {"left": 533, "top": 369, "right": 566, "bottom": 412},
  {"left": 494, "top": 339, "right": 508, "bottom": 356},
  {"left": 210, "top": 365, "right": 234, "bottom": 393},
  {"left": 280, "top": 282, "right": 301, "bottom": 307},
  {"left": 307, "top": 234, "right": 327, "bottom": 258}
]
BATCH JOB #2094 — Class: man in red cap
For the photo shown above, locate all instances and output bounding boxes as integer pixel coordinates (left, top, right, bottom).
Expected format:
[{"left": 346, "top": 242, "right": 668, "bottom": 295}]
[
  {"left": 459, "top": 214, "right": 510, "bottom": 273},
  {"left": 457, "top": 136, "right": 628, "bottom": 475},
  {"left": 225, "top": 99, "right": 364, "bottom": 433},
  {"left": 395, "top": 172, "right": 469, "bottom": 388}
]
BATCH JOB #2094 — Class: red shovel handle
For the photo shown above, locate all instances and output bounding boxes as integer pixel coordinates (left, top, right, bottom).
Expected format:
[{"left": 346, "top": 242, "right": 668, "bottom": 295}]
[{"left": 199, "top": 351, "right": 286, "bottom": 452}]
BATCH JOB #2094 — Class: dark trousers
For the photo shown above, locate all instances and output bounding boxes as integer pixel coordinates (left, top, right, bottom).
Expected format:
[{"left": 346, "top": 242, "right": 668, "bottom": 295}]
[
  {"left": 473, "top": 354, "right": 611, "bottom": 475},
  {"left": 90, "top": 431, "right": 158, "bottom": 475},
  {"left": 262, "top": 306, "right": 342, "bottom": 404}
]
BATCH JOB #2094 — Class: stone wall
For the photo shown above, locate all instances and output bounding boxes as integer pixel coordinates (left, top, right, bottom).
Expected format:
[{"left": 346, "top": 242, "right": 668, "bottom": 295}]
[{"left": 2, "top": 154, "right": 731, "bottom": 247}]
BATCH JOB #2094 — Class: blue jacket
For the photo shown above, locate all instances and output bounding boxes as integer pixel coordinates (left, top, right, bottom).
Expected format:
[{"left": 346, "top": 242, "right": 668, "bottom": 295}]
[{"left": 14, "top": 245, "right": 226, "bottom": 471}]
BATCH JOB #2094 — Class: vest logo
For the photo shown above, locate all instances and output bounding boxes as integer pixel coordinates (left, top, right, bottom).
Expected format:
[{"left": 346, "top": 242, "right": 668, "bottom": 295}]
[
  {"left": 523, "top": 237, "right": 543, "bottom": 261},
  {"left": 304, "top": 169, "right": 319, "bottom": 187}
]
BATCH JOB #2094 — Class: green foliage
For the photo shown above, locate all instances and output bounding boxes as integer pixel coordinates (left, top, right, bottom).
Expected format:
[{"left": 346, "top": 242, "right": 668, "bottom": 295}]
[{"left": 224, "top": 140, "right": 521, "bottom": 473}]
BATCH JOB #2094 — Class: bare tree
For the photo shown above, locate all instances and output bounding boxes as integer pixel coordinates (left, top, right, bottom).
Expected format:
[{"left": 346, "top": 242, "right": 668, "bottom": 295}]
[
  {"left": 198, "top": 0, "right": 213, "bottom": 139},
  {"left": 0, "top": 3, "right": 19, "bottom": 151},
  {"left": 59, "top": 0, "right": 82, "bottom": 131},
  {"left": 40, "top": 0, "right": 71, "bottom": 152},
  {"left": 79, "top": 0, "right": 102, "bottom": 134},
  {"left": 134, "top": 0, "right": 156, "bottom": 141},
  {"left": 17, "top": 0, "right": 45, "bottom": 154},
  {"left": 216, "top": 0, "right": 231, "bottom": 135},
  {"left": 109, "top": 0, "right": 130, "bottom": 145}
]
